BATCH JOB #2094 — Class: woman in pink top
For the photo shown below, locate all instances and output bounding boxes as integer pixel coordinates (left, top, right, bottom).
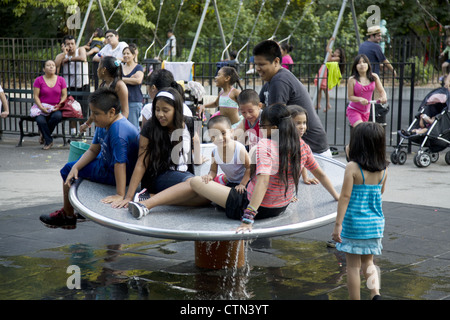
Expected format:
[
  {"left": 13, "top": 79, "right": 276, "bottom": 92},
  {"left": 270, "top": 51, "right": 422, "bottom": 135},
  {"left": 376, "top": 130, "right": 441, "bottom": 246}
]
[
  {"left": 346, "top": 54, "right": 386, "bottom": 127},
  {"left": 33, "top": 60, "right": 67, "bottom": 149}
]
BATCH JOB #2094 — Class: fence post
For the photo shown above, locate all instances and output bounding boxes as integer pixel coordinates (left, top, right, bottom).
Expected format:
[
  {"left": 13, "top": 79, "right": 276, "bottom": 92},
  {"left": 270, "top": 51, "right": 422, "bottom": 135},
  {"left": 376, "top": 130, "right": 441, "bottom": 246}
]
[
  {"left": 407, "top": 62, "right": 415, "bottom": 153},
  {"left": 397, "top": 61, "right": 404, "bottom": 148}
]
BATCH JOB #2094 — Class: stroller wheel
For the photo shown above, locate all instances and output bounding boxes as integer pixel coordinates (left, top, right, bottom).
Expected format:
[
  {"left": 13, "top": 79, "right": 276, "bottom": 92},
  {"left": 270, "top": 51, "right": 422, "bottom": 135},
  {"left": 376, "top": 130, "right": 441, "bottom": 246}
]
[
  {"left": 397, "top": 150, "right": 407, "bottom": 165},
  {"left": 414, "top": 152, "right": 431, "bottom": 168},
  {"left": 430, "top": 152, "right": 439, "bottom": 163},
  {"left": 445, "top": 151, "right": 450, "bottom": 165},
  {"left": 390, "top": 151, "right": 398, "bottom": 164}
]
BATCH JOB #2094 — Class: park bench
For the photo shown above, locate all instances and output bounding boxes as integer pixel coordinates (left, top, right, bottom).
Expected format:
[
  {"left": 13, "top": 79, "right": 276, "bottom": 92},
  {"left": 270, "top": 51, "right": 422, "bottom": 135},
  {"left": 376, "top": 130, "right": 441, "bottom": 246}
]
[{"left": 4, "top": 88, "right": 88, "bottom": 147}]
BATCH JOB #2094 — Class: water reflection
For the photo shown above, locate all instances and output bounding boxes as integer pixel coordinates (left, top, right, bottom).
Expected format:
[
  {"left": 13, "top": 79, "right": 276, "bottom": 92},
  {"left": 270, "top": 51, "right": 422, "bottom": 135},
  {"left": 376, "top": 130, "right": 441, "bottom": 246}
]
[{"left": 0, "top": 238, "right": 443, "bottom": 300}]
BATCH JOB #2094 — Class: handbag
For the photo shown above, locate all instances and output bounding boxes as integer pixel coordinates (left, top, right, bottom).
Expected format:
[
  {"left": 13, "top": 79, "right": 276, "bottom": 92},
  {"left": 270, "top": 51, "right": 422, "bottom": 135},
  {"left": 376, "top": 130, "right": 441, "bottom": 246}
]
[{"left": 59, "top": 96, "right": 83, "bottom": 118}]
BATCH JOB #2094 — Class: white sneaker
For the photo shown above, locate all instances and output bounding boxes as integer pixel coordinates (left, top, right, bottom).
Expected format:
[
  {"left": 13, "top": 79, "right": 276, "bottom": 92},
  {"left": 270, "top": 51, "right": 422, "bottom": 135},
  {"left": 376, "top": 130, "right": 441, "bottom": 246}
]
[
  {"left": 133, "top": 188, "right": 150, "bottom": 202},
  {"left": 246, "top": 68, "right": 255, "bottom": 74},
  {"left": 128, "top": 201, "right": 150, "bottom": 219}
]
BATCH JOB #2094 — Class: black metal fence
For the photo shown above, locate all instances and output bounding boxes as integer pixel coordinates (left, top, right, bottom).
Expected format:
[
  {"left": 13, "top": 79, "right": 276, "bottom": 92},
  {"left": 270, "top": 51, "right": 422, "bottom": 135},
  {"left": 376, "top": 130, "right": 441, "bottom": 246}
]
[
  {"left": 4, "top": 35, "right": 445, "bottom": 149},
  {"left": 1, "top": 49, "right": 419, "bottom": 150}
]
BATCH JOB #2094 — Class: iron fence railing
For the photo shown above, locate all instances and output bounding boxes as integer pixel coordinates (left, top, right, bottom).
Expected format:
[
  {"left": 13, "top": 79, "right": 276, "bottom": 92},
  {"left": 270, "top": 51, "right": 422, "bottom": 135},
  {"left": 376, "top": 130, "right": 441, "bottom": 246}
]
[{"left": 1, "top": 51, "right": 419, "bottom": 150}]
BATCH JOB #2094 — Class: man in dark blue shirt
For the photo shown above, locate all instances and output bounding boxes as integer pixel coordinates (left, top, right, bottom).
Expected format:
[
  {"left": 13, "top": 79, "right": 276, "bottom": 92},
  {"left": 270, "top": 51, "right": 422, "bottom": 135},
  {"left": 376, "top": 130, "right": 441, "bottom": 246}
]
[{"left": 359, "top": 26, "right": 396, "bottom": 77}]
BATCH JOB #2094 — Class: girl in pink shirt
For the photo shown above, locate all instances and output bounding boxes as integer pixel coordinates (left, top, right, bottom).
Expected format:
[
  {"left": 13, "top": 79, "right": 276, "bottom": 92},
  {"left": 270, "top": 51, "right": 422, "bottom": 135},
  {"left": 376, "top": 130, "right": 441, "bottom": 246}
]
[
  {"left": 280, "top": 43, "right": 294, "bottom": 70},
  {"left": 190, "top": 103, "right": 309, "bottom": 233},
  {"left": 346, "top": 54, "right": 387, "bottom": 127}
]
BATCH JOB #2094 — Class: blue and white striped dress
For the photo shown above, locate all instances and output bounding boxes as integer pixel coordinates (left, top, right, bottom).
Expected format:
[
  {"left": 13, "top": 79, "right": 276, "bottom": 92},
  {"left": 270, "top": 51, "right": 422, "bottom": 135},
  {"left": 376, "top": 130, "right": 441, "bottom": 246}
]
[{"left": 336, "top": 165, "right": 385, "bottom": 255}]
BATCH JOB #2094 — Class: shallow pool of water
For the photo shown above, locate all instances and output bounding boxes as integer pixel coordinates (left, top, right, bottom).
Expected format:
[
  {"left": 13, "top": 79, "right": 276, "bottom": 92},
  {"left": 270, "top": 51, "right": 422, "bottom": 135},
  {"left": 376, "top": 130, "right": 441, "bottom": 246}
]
[{"left": 0, "top": 237, "right": 443, "bottom": 300}]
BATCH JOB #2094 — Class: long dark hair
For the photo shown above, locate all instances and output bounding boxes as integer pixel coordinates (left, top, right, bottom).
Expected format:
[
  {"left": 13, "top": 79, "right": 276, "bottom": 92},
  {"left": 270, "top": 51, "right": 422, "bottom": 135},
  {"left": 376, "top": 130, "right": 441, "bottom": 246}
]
[
  {"left": 219, "top": 66, "right": 243, "bottom": 90},
  {"left": 258, "top": 103, "right": 302, "bottom": 196},
  {"left": 100, "top": 56, "right": 122, "bottom": 89},
  {"left": 147, "top": 69, "right": 184, "bottom": 100},
  {"left": 141, "top": 87, "right": 185, "bottom": 179},
  {"left": 350, "top": 54, "right": 375, "bottom": 83},
  {"left": 334, "top": 47, "right": 346, "bottom": 75},
  {"left": 348, "top": 122, "right": 388, "bottom": 172}
]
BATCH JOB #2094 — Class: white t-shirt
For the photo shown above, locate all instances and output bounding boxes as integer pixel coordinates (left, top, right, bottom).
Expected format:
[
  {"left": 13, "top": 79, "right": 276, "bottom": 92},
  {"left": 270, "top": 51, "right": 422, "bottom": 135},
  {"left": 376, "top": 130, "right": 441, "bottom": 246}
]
[
  {"left": 164, "top": 35, "right": 176, "bottom": 57},
  {"left": 63, "top": 48, "right": 89, "bottom": 87},
  {"left": 141, "top": 102, "right": 192, "bottom": 120},
  {"left": 97, "top": 41, "right": 128, "bottom": 59}
]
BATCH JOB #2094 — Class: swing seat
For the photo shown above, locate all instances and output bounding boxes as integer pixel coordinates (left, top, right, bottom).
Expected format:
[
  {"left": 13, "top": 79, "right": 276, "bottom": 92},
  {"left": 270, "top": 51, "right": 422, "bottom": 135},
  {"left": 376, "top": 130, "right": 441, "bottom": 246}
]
[{"left": 69, "top": 144, "right": 345, "bottom": 241}]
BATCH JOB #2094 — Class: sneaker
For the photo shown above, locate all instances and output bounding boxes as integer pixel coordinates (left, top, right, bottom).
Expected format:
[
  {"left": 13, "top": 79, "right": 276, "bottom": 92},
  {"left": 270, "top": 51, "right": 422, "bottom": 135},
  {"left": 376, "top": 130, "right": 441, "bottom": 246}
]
[
  {"left": 133, "top": 188, "right": 151, "bottom": 202},
  {"left": 246, "top": 68, "right": 255, "bottom": 74},
  {"left": 40, "top": 208, "right": 76, "bottom": 229},
  {"left": 128, "top": 201, "right": 150, "bottom": 219}
]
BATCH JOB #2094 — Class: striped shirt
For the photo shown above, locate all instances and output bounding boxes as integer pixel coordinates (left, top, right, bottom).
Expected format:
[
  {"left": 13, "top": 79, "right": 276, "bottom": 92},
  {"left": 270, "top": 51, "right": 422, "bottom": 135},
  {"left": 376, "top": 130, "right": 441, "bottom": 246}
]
[
  {"left": 341, "top": 165, "right": 385, "bottom": 239},
  {"left": 247, "top": 138, "right": 318, "bottom": 208}
]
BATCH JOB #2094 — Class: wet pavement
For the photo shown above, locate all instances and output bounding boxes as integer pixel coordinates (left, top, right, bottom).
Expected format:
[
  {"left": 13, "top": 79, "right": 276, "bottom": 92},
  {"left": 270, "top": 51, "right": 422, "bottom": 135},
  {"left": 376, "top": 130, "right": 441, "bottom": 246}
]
[{"left": 0, "top": 133, "right": 449, "bottom": 303}]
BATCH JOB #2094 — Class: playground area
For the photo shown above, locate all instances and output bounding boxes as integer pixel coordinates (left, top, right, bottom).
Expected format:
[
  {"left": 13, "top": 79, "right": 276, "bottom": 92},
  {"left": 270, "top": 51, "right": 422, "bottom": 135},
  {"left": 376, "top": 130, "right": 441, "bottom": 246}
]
[
  {"left": 0, "top": 133, "right": 449, "bottom": 303},
  {"left": 1, "top": 0, "right": 450, "bottom": 305}
]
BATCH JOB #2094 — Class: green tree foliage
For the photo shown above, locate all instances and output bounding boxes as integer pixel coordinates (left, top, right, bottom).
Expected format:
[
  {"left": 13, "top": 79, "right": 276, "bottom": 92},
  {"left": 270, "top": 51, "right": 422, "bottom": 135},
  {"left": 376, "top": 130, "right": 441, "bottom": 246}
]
[{"left": 1, "top": 0, "right": 448, "bottom": 51}]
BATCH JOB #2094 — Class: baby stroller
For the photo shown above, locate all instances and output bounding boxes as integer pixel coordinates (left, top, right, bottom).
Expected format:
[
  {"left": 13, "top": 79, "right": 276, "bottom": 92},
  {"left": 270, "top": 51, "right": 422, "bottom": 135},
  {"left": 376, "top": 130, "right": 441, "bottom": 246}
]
[{"left": 391, "top": 87, "right": 450, "bottom": 167}]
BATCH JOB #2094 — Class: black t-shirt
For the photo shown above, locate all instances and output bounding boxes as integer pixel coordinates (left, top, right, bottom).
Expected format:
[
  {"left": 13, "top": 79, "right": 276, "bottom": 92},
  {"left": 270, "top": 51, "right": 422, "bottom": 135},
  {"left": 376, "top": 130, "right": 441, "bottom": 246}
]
[{"left": 259, "top": 68, "right": 329, "bottom": 153}]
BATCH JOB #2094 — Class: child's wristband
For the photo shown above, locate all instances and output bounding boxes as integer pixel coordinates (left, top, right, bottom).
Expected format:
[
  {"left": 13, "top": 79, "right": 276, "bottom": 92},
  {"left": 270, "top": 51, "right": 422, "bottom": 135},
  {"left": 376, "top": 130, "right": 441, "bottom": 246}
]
[{"left": 241, "top": 205, "right": 258, "bottom": 224}]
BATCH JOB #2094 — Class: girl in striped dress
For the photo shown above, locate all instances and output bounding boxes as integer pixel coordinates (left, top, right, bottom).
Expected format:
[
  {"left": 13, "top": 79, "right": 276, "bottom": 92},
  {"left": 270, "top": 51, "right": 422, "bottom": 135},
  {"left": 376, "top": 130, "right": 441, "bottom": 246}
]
[{"left": 332, "top": 122, "right": 388, "bottom": 300}]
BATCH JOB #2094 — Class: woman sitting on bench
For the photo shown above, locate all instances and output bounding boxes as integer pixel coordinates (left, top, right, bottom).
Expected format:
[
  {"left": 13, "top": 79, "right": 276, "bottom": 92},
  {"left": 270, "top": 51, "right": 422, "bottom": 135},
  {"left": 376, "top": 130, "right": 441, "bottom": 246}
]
[{"left": 31, "top": 60, "right": 67, "bottom": 150}]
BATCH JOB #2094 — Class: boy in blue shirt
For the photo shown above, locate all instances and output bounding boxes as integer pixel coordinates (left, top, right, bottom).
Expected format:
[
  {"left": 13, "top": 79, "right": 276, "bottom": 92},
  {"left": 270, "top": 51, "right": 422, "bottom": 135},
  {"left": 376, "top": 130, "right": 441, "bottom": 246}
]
[{"left": 40, "top": 87, "right": 139, "bottom": 229}]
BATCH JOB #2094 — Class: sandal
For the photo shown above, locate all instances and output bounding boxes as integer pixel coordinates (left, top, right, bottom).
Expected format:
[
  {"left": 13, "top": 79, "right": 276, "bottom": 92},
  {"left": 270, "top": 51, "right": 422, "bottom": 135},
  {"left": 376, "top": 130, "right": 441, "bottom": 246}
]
[{"left": 42, "top": 142, "right": 53, "bottom": 150}]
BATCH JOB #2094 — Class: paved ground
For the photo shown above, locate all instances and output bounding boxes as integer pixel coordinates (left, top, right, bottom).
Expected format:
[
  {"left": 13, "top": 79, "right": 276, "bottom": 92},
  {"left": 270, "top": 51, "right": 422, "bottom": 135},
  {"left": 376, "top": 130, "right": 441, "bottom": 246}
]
[{"left": 0, "top": 133, "right": 449, "bottom": 303}]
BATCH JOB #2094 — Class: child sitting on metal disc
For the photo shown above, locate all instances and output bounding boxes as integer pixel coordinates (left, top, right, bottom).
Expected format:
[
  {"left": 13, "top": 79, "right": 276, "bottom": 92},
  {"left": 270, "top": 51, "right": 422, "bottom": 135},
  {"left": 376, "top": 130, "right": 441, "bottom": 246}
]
[
  {"left": 202, "top": 115, "right": 250, "bottom": 193},
  {"left": 40, "top": 87, "right": 140, "bottom": 229}
]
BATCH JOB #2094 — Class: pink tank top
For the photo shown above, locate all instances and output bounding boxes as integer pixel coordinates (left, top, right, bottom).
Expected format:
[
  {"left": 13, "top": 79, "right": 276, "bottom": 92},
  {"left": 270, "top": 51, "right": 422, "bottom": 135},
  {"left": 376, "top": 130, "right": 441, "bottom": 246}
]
[{"left": 348, "top": 80, "right": 376, "bottom": 113}]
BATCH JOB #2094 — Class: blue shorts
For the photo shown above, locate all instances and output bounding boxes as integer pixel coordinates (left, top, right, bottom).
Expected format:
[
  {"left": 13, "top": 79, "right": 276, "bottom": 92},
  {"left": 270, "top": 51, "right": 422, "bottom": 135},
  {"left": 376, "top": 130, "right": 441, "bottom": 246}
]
[
  {"left": 60, "top": 159, "right": 116, "bottom": 186},
  {"left": 145, "top": 170, "right": 195, "bottom": 194}
]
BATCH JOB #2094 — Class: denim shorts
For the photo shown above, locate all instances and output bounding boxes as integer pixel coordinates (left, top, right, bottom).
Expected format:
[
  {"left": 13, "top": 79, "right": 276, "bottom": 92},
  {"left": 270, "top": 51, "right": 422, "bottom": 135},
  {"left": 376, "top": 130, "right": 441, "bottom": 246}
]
[
  {"left": 146, "top": 170, "right": 195, "bottom": 193},
  {"left": 60, "top": 159, "right": 116, "bottom": 186}
]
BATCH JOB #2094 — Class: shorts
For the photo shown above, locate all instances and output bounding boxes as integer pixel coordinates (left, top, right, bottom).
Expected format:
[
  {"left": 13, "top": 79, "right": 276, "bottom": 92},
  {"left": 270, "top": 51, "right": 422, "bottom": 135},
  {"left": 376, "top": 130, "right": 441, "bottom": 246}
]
[
  {"left": 144, "top": 169, "right": 195, "bottom": 194},
  {"left": 60, "top": 159, "right": 116, "bottom": 186},
  {"left": 336, "top": 237, "right": 383, "bottom": 255},
  {"left": 346, "top": 107, "right": 370, "bottom": 127},
  {"left": 225, "top": 187, "right": 288, "bottom": 220}
]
